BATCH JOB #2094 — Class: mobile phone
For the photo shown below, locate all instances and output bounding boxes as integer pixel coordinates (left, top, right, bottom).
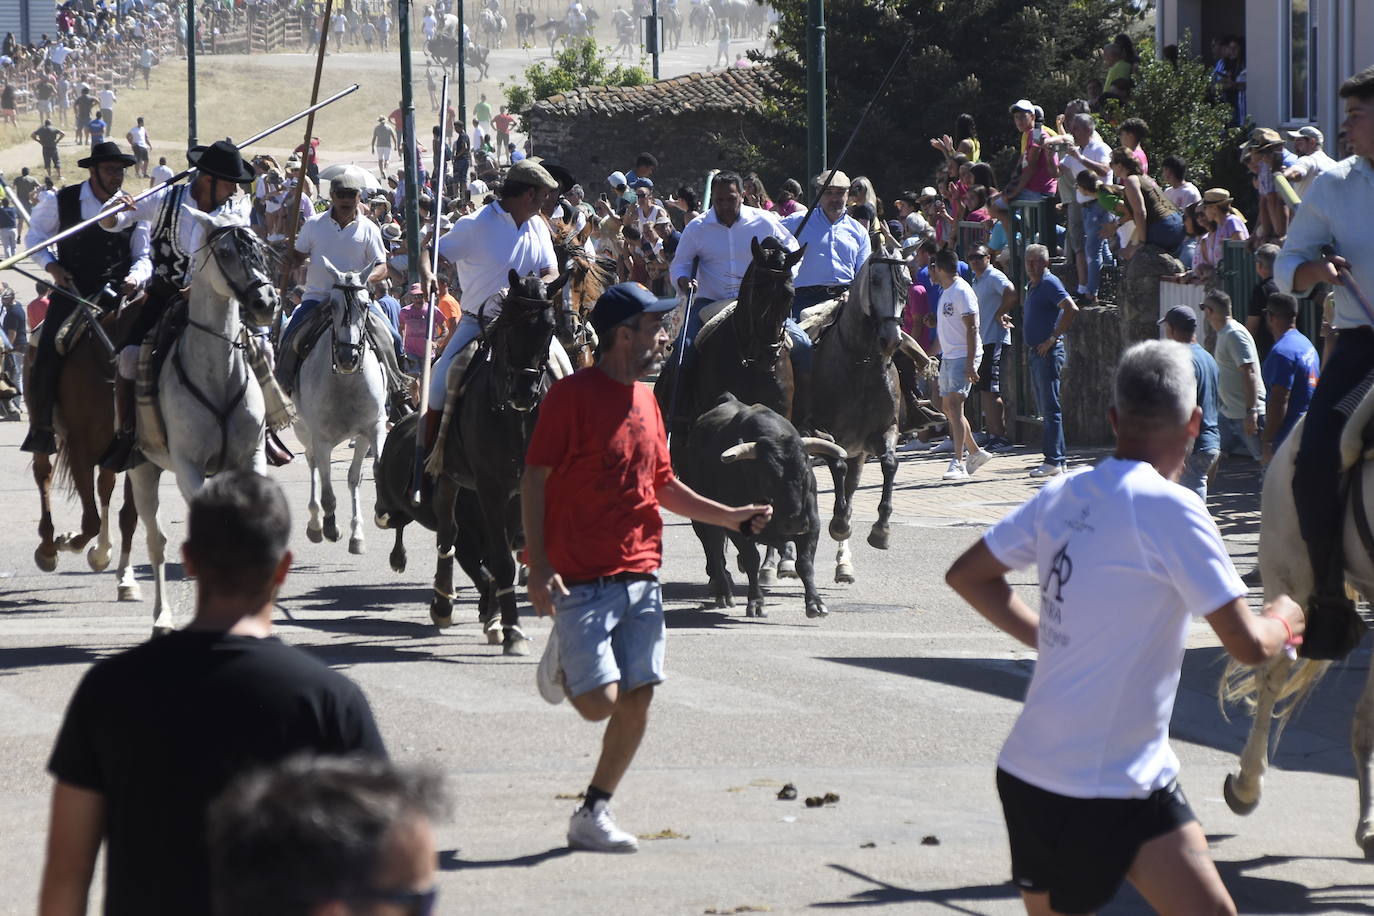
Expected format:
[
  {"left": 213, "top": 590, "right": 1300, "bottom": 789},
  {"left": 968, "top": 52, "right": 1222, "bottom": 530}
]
[{"left": 599, "top": 192, "right": 609, "bottom": 201}]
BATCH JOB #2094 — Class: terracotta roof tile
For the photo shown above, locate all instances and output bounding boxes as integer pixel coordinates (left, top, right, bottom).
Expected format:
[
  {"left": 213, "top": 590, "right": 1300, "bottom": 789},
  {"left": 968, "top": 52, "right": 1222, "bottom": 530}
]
[{"left": 529, "top": 64, "right": 778, "bottom": 118}]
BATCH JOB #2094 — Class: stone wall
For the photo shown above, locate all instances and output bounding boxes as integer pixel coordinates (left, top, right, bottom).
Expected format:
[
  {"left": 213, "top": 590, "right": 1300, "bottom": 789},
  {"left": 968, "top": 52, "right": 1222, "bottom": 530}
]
[
  {"left": 525, "top": 109, "right": 760, "bottom": 195},
  {"left": 1119, "top": 246, "right": 1185, "bottom": 350},
  {"left": 1062, "top": 304, "right": 1124, "bottom": 446}
]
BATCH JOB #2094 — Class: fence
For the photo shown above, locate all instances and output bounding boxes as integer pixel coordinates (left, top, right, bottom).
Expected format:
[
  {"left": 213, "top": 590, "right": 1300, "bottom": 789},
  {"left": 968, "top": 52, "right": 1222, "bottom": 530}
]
[
  {"left": 1003, "top": 197, "right": 1061, "bottom": 434},
  {"left": 1214, "top": 238, "right": 1323, "bottom": 343}
]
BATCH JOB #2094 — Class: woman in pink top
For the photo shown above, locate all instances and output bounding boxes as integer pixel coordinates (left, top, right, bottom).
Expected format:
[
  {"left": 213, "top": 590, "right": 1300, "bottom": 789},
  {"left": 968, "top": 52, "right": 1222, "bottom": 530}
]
[
  {"left": 398, "top": 284, "right": 437, "bottom": 372},
  {"left": 774, "top": 178, "right": 804, "bottom": 217},
  {"left": 1118, "top": 117, "right": 1150, "bottom": 174},
  {"left": 743, "top": 172, "right": 774, "bottom": 211},
  {"left": 1190, "top": 187, "right": 1248, "bottom": 281}
]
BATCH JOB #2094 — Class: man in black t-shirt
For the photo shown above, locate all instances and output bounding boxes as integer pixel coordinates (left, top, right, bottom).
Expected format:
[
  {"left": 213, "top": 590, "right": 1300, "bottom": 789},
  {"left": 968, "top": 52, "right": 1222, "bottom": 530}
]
[
  {"left": 73, "top": 87, "right": 96, "bottom": 144},
  {"left": 39, "top": 472, "right": 387, "bottom": 916},
  {"left": 1247, "top": 243, "right": 1279, "bottom": 360},
  {"left": 30, "top": 119, "right": 64, "bottom": 178}
]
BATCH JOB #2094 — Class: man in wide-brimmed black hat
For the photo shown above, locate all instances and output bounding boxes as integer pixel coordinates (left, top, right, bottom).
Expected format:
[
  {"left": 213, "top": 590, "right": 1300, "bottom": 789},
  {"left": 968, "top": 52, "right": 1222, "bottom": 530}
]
[
  {"left": 96, "top": 138, "right": 260, "bottom": 470},
  {"left": 20, "top": 140, "right": 149, "bottom": 455}
]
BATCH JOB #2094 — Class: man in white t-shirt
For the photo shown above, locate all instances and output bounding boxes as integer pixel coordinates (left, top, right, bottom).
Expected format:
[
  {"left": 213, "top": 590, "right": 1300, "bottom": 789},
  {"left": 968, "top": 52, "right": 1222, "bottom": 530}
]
[
  {"left": 932, "top": 247, "right": 993, "bottom": 480},
  {"left": 126, "top": 116, "right": 151, "bottom": 179},
  {"left": 1282, "top": 125, "right": 1339, "bottom": 201},
  {"left": 947, "top": 340, "right": 1304, "bottom": 916},
  {"left": 149, "top": 156, "right": 174, "bottom": 187}
]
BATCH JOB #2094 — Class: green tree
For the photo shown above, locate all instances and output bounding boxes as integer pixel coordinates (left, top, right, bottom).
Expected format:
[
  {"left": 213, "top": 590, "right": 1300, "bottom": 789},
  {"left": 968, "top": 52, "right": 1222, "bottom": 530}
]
[
  {"left": 757, "top": 0, "right": 1147, "bottom": 194},
  {"left": 503, "top": 38, "right": 651, "bottom": 115}
]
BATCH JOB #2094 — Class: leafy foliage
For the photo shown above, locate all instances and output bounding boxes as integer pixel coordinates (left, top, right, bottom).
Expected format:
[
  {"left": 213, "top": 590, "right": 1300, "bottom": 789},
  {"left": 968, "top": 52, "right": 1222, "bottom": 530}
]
[
  {"left": 760, "top": 0, "right": 1147, "bottom": 194},
  {"left": 503, "top": 38, "right": 651, "bottom": 115},
  {"left": 1095, "top": 36, "right": 1244, "bottom": 193}
]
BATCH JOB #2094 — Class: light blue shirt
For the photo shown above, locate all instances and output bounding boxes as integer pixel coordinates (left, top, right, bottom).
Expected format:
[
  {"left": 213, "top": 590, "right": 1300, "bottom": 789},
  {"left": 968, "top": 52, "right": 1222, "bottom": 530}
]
[
  {"left": 971, "top": 264, "right": 1014, "bottom": 345},
  {"left": 1276, "top": 155, "right": 1374, "bottom": 329},
  {"left": 781, "top": 208, "right": 871, "bottom": 289}
]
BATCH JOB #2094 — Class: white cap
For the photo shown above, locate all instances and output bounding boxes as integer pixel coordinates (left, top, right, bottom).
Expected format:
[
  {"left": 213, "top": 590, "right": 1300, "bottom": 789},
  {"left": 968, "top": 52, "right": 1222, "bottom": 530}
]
[
  {"left": 1286, "top": 125, "right": 1324, "bottom": 143},
  {"left": 1009, "top": 99, "right": 1035, "bottom": 114},
  {"left": 607, "top": 170, "right": 627, "bottom": 188}
]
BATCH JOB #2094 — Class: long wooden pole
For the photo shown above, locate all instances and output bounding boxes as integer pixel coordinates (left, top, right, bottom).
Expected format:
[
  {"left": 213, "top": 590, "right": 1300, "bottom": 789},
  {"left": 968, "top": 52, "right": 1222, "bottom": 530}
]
[
  {"left": 280, "top": 0, "right": 335, "bottom": 289},
  {"left": 411, "top": 74, "right": 450, "bottom": 505}
]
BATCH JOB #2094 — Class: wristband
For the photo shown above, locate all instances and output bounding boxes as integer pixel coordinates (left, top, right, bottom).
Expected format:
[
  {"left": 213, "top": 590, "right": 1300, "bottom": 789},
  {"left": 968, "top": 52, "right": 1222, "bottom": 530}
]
[{"left": 1268, "top": 612, "right": 1301, "bottom": 658}]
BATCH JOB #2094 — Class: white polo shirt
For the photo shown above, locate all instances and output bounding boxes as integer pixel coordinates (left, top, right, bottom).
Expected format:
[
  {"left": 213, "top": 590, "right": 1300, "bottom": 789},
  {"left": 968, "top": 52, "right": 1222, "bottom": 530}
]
[
  {"left": 435, "top": 199, "right": 556, "bottom": 318},
  {"left": 295, "top": 208, "right": 387, "bottom": 301}
]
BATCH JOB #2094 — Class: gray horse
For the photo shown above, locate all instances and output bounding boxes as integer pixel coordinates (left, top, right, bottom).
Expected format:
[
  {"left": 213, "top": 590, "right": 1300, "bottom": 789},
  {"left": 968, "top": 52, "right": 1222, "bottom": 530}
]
[
  {"left": 128, "top": 208, "right": 279, "bottom": 634},
  {"left": 805, "top": 253, "right": 911, "bottom": 584},
  {"left": 291, "top": 257, "right": 388, "bottom": 556}
]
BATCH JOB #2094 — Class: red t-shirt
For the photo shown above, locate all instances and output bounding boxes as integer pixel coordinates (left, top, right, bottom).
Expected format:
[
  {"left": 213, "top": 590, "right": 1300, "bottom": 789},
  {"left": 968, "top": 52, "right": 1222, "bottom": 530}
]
[
  {"left": 525, "top": 367, "right": 675, "bottom": 581},
  {"left": 26, "top": 295, "right": 49, "bottom": 331}
]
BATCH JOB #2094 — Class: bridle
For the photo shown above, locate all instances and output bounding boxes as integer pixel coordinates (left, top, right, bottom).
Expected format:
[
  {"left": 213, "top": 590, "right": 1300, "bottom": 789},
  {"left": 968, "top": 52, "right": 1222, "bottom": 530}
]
[
  {"left": 484, "top": 289, "right": 556, "bottom": 413},
  {"left": 734, "top": 254, "right": 794, "bottom": 369},
  {"left": 329, "top": 277, "right": 371, "bottom": 375},
  {"left": 843, "top": 254, "right": 907, "bottom": 366},
  {"left": 201, "top": 224, "right": 277, "bottom": 318}
]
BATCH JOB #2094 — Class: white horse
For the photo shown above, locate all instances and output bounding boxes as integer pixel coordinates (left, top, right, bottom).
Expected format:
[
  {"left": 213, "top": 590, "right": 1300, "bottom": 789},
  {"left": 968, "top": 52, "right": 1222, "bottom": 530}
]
[
  {"left": 1219, "top": 414, "right": 1374, "bottom": 857},
  {"left": 291, "top": 258, "right": 388, "bottom": 556},
  {"left": 479, "top": 8, "right": 506, "bottom": 47},
  {"left": 127, "top": 208, "right": 280, "bottom": 634}
]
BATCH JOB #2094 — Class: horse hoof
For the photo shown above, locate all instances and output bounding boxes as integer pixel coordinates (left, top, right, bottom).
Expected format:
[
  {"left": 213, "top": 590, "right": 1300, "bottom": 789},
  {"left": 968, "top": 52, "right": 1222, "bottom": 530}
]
[
  {"left": 759, "top": 567, "right": 777, "bottom": 586},
  {"left": 323, "top": 521, "right": 341, "bottom": 542},
  {"left": 829, "top": 519, "right": 852, "bottom": 541},
  {"left": 503, "top": 633, "right": 531, "bottom": 657},
  {"left": 867, "top": 527, "right": 890, "bottom": 550},
  {"left": 778, "top": 560, "right": 798, "bottom": 580},
  {"left": 745, "top": 600, "right": 767, "bottom": 618},
  {"left": 390, "top": 551, "right": 407, "bottom": 574},
  {"left": 348, "top": 538, "right": 365, "bottom": 555},
  {"left": 87, "top": 546, "right": 111, "bottom": 572},
  {"left": 306, "top": 526, "right": 323, "bottom": 544},
  {"left": 375, "top": 512, "right": 392, "bottom": 529},
  {"left": 34, "top": 547, "right": 57, "bottom": 572},
  {"left": 430, "top": 602, "right": 454, "bottom": 628},
  {"left": 806, "top": 601, "right": 828, "bottom": 619},
  {"left": 1222, "top": 774, "right": 1259, "bottom": 816},
  {"left": 117, "top": 584, "right": 141, "bottom": 602},
  {"left": 835, "top": 564, "right": 855, "bottom": 585}
]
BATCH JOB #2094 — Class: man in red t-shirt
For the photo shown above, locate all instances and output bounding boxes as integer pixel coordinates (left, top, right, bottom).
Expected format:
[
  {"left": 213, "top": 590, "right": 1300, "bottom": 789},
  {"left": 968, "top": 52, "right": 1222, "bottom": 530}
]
[
  {"left": 492, "top": 106, "right": 517, "bottom": 165},
  {"left": 523, "top": 283, "right": 771, "bottom": 853}
]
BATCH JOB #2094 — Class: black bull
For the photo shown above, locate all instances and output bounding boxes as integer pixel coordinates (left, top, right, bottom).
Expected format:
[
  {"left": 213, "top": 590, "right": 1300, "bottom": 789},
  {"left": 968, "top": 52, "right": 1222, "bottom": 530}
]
[{"left": 680, "top": 394, "right": 847, "bottom": 618}]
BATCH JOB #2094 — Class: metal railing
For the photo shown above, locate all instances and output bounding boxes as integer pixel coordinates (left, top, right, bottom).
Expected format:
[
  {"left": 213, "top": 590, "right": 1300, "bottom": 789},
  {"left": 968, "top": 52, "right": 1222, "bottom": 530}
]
[{"left": 1003, "top": 198, "right": 1060, "bottom": 436}]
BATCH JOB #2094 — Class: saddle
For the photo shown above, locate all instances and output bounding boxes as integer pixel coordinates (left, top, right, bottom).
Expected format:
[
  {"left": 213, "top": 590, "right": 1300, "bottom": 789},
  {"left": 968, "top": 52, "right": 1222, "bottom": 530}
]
[
  {"left": 797, "top": 297, "right": 844, "bottom": 343},
  {"left": 280, "top": 306, "right": 409, "bottom": 396},
  {"left": 695, "top": 300, "right": 793, "bottom": 354}
]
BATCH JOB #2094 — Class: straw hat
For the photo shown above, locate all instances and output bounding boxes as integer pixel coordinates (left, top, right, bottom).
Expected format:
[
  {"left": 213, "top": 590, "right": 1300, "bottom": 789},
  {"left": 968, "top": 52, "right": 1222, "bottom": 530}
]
[{"left": 1201, "top": 187, "right": 1233, "bottom": 206}]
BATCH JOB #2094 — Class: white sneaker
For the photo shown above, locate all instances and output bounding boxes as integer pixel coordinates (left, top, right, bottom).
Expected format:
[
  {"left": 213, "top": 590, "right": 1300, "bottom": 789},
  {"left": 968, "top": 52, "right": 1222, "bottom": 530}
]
[
  {"left": 568, "top": 801, "right": 639, "bottom": 853},
  {"left": 942, "top": 458, "right": 967, "bottom": 480},
  {"left": 932, "top": 437, "right": 955, "bottom": 454},
  {"left": 1029, "top": 462, "right": 1065, "bottom": 478},
  {"left": 965, "top": 449, "right": 994, "bottom": 476},
  {"left": 536, "top": 625, "right": 565, "bottom": 705}
]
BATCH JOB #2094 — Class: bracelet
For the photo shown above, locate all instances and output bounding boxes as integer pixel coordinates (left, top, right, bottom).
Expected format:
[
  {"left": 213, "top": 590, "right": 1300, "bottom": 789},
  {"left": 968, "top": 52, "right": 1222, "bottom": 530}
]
[{"left": 1270, "top": 613, "right": 1293, "bottom": 644}]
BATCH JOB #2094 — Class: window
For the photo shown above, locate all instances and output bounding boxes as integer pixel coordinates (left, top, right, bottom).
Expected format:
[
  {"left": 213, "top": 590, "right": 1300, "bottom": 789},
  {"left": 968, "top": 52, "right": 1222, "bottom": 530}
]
[{"left": 1285, "top": 0, "right": 1316, "bottom": 122}]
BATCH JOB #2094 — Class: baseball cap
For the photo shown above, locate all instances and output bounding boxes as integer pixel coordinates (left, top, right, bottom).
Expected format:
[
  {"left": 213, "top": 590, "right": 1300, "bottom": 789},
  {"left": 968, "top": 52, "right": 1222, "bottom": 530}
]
[
  {"left": 589, "top": 282, "right": 675, "bottom": 340},
  {"left": 1157, "top": 305, "right": 1197, "bottom": 334},
  {"left": 407, "top": 282, "right": 424, "bottom": 296},
  {"left": 1009, "top": 99, "right": 1035, "bottom": 114},
  {"left": 330, "top": 167, "right": 370, "bottom": 192},
  {"left": 607, "top": 170, "right": 627, "bottom": 189},
  {"left": 1286, "top": 125, "right": 1324, "bottom": 143}
]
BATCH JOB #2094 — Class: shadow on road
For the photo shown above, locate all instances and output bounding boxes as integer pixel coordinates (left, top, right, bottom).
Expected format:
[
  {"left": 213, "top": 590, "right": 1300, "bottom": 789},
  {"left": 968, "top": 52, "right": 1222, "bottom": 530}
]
[
  {"left": 438, "top": 847, "right": 572, "bottom": 870},
  {"left": 0, "top": 644, "right": 108, "bottom": 673},
  {"left": 810, "top": 863, "right": 1017, "bottom": 912}
]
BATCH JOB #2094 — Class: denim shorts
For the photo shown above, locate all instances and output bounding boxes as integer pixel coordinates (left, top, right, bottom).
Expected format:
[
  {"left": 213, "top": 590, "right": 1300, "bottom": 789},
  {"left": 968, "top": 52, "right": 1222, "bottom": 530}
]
[
  {"left": 939, "top": 355, "right": 972, "bottom": 398},
  {"left": 553, "top": 578, "right": 665, "bottom": 697}
]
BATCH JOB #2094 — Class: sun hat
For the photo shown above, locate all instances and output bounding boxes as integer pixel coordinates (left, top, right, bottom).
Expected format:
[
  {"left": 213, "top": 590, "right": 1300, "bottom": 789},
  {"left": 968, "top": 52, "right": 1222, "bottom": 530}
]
[
  {"left": 77, "top": 141, "right": 136, "bottom": 169},
  {"left": 1201, "top": 187, "right": 1233, "bottom": 206}
]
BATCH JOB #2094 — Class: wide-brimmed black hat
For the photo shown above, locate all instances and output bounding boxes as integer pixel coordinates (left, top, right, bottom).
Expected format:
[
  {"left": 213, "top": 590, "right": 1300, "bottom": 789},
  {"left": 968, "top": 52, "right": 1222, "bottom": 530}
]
[
  {"left": 188, "top": 139, "right": 255, "bottom": 184},
  {"left": 77, "top": 141, "right": 137, "bottom": 169}
]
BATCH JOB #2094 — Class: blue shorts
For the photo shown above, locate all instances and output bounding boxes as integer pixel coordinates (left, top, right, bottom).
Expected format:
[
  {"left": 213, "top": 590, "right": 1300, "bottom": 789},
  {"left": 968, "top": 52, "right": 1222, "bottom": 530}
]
[
  {"left": 939, "top": 354, "right": 972, "bottom": 398},
  {"left": 553, "top": 577, "right": 665, "bottom": 697}
]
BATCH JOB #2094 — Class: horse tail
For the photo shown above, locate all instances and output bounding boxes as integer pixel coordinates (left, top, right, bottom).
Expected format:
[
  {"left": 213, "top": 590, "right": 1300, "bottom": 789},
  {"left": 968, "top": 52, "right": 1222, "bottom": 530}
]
[
  {"left": 52, "top": 434, "right": 76, "bottom": 497},
  {"left": 1219, "top": 656, "right": 1333, "bottom": 745}
]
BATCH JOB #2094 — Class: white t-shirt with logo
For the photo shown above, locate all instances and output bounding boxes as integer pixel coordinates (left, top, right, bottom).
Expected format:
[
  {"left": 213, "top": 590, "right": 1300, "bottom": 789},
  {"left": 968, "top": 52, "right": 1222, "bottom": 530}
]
[
  {"left": 936, "top": 275, "right": 980, "bottom": 360},
  {"left": 984, "top": 458, "right": 1245, "bottom": 799}
]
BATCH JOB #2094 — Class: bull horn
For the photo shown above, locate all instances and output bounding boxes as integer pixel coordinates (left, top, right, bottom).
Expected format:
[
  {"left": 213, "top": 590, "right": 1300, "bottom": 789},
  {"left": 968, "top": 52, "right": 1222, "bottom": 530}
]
[
  {"left": 720, "top": 441, "right": 758, "bottom": 463},
  {"left": 801, "top": 437, "right": 847, "bottom": 461}
]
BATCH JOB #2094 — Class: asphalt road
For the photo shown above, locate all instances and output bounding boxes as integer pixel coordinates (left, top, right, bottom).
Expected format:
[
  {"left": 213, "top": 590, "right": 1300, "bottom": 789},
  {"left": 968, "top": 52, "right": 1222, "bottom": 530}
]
[{"left": 0, "top": 411, "right": 1371, "bottom": 913}]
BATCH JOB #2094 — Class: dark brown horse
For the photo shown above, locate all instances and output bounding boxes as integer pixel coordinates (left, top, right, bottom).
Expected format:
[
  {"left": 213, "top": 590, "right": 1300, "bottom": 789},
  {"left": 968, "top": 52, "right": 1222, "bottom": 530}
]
[
  {"left": 550, "top": 223, "right": 612, "bottom": 370},
  {"left": 27, "top": 304, "right": 140, "bottom": 599},
  {"left": 656, "top": 235, "right": 805, "bottom": 459}
]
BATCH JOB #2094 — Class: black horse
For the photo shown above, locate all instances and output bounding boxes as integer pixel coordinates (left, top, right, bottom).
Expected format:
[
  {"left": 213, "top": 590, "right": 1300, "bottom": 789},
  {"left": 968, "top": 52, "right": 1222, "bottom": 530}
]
[
  {"left": 426, "top": 35, "right": 490, "bottom": 79},
  {"left": 428, "top": 271, "right": 566, "bottom": 656},
  {"left": 656, "top": 235, "right": 806, "bottom": 464}
]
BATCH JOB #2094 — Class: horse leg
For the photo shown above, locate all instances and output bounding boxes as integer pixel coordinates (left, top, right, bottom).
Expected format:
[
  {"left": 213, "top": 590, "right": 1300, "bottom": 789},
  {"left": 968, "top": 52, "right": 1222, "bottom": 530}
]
[
  {"left": 1354, "top": 655, "right": 1374, "bottom": 858},
  {"left": 303, "top": 433, "right": 323, "bottom": 542},
  {"left": 1223, "top": 654, "right": 1294, "bottom": 815},
  {"left": 695, "top": 521, "right": 734, "bottom": 608},
  {"left": 778, "top": 540, "right": 797, "bottom": 579},
  {"left": 868, "top": 435, "right": 898, "bottom": 550},
  {"left": 129, "top": 464, "right": 174, "bottom": 634},
  {"left": 835, "top": 537, "right": 855, "bottom": 585},
  {"left": 317, "top": 435, "right": 340, "bottom": 542},
  {"left": 114, "top": 475, "right": 141, "bottom": 602},
  {"left": 389, "top": 522, "right": 408, "bottom": 574},
  {"left": 430, "top": 475, "right": 461, "bottom": 628},
  {"left": 795, "top": 529, "right": 827, "bottom": 618},
  {"left": 346, "top": 434, "right": 369, "bottom": 554},
  {"left": 169, "top": 454, "right": 206, "bottom": 504},
  {"left": 732, "top": 535, "right": 765, "bottom": 618},
  {"left": 87, "top": 468, "right": 115, "bottom": 571},
  {"left": 475, "top": 488, "right": 526, "bottom": 657},
  {"left": 827, "top": 455, "right": 853, "bottom": 542},
  {"left": 33, "top": 454, "right": 58, "bottom": 571},
  {"left": 55, "top": 460, "right": 99, "bottom": 554},
  {"left": 759, "top": 545, "right": 778, "bottom": 586}
]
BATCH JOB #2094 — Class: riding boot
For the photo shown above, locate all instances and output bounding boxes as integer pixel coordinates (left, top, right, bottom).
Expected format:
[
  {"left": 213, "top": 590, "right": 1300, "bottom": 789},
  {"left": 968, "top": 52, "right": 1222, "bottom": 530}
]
[
  {"left": 422, "top": 408, "right": 443, "bottom": 457},
  {"left": 20, "top": 348, "right": 58, "bottom": 455},
  {"left": 97, "top": 376, "right": 144, "bottom": 471},
  {"left": 265, "top": 430, "right": 295, "bottom": 467}
]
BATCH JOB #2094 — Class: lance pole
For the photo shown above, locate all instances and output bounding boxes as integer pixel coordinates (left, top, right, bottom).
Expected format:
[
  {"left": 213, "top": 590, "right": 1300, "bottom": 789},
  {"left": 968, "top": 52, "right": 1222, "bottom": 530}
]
[
  {"left": 412, "top": 74, "right": 451, "bottom": 505},
  {"left": 0, "top": 84, "right": 361, "bottom": 274},
  {"left": 280, "top": 0, "right": 335, "bottom": 289},
  {"left": 398, "top": 0, "right": 423, "bottom": 288}
]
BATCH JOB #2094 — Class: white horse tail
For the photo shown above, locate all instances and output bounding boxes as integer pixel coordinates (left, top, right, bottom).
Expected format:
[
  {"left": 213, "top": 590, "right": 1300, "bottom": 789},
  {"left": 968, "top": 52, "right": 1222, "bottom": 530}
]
[{"left": 1220, "top": 655, "right": 1334, "bottom": 743}]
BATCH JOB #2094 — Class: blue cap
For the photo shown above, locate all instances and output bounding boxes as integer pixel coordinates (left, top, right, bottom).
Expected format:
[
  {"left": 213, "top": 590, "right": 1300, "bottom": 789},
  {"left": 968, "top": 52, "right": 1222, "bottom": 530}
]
[
  {"left": 589, "top": 282, "right": 675, "bottom": 340},
  {"left": 1157, "top": 305, "right": 1197, "bottom": 334}
]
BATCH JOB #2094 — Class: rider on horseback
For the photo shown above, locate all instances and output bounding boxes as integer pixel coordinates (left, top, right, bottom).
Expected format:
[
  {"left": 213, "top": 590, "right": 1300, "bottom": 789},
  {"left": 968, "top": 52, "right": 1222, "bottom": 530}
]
[
  {"left": 426, "top": 158, "right": 561, "bottom": 451},
  {"left": 20, "top": 141, "right": 149, "bottom": 456},
  {"left": 93, "top": 140, "right": 258, "bottom": 471},
  {"left": 1274, "top": 65, "right": 1374, "bottom": 660}
]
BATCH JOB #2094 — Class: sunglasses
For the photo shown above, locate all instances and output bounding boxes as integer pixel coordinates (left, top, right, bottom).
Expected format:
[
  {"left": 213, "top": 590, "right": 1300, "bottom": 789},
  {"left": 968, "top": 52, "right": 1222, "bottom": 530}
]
[{"left": 351, "top": 887, "right": 438, "bottom": 916}]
